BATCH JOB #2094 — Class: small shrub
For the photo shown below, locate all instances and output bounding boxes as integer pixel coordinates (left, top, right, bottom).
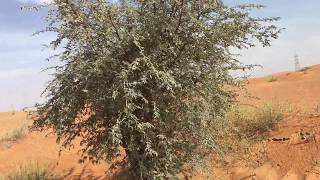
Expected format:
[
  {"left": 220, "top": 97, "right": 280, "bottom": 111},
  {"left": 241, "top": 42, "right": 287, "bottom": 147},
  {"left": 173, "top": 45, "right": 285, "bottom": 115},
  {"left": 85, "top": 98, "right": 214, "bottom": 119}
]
[
  {"left": 209, "top": 102, "right": 293, "bottom": 169},
  {"left": 267, "top": 76, "right": 277, "bottom": 82},
  {"left": 1, "top": 162, "right": 54, "bottom": 180},
  {"left": 228, "top": 103, "right": 291, "bottom": 141}
]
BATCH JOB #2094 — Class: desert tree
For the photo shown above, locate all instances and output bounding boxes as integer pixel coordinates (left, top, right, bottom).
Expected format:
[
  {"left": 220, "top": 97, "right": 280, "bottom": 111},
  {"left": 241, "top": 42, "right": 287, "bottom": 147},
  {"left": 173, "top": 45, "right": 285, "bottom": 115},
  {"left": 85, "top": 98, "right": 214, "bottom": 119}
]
[{"left": 31, "top": 0, "right": 280, "bottom": 179}]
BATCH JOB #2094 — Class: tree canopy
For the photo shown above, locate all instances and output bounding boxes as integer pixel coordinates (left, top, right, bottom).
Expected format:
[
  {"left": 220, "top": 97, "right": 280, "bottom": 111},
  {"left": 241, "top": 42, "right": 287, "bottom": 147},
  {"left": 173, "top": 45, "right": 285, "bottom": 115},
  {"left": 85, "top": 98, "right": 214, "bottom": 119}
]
[{"left": 31, "top": 0, "right": 280, "bottom": 179}]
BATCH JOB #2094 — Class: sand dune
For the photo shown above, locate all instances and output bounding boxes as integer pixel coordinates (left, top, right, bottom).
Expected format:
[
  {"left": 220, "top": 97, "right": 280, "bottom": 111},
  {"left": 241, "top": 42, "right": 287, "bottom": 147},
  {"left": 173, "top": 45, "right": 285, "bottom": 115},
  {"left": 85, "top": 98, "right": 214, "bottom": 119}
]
[{"left": 246, "top": 64, "right": 320, "bottom": 111}]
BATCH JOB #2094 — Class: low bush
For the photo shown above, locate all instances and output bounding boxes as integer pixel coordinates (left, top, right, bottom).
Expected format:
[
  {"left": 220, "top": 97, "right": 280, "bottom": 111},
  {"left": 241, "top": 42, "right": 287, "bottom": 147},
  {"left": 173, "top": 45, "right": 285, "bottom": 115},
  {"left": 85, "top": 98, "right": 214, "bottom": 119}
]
[{"left": 208, "top": 102, "right": 292, "bottom": 169}]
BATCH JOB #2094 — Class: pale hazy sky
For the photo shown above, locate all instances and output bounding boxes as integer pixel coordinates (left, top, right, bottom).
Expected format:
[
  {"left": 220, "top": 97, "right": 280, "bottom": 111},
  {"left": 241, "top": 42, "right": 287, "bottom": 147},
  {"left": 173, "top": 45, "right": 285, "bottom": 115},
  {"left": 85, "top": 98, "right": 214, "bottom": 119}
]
[{"left": 0, "top": 0, "right": 319, "bottom": 111}]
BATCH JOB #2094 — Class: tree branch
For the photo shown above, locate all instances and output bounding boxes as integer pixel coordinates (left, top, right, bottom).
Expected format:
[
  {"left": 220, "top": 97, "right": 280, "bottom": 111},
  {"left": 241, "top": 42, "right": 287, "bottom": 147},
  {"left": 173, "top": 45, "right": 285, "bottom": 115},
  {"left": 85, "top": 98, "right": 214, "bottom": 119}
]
[
  {"left": 175, "top": 0, "right": 184, "bottom": 34},
  {"left": 107, "top": 12, "right": 121, "bottom": 41}
]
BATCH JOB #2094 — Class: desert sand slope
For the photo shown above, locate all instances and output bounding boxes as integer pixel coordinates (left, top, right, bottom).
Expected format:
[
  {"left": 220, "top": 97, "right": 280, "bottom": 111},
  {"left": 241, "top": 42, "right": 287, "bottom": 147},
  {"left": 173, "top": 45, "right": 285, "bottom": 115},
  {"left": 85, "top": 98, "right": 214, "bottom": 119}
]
[
  {"left": 229, "top": 64, "right": 320, "bottom": 180},
  {"left": 246, "top": 64, "right": 320, "bottom": 111},
  {"left": 0, "top": 112, "right": 108, "bottom": 179}
]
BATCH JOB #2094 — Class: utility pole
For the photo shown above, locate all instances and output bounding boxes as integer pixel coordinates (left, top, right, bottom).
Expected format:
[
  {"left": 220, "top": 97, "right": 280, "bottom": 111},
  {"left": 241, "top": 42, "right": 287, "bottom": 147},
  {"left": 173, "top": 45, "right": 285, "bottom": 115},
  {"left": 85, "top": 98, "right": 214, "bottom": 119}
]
[{"left": 294, "top": 54, "right": 300, "bottom": 71}]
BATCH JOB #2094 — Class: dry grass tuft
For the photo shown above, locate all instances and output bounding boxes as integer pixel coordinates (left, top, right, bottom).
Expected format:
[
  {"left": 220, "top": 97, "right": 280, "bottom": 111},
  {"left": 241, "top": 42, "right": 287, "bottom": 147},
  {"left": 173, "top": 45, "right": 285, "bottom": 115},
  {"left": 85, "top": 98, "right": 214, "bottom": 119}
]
[
  {"left": 211, "top": 102, "right": 293, "bottom": 168},
  {"left": 228, "top": 102, "right": 292, "bottom": 141},
  {"left": 0, "top": 162, "right": 54, "bottom": 180},
  {"left": 0, "top": 123, "right": 30, "bottom": 148},
  {"left": 267, "top": 76, "right": 277, "bottom": 82}
]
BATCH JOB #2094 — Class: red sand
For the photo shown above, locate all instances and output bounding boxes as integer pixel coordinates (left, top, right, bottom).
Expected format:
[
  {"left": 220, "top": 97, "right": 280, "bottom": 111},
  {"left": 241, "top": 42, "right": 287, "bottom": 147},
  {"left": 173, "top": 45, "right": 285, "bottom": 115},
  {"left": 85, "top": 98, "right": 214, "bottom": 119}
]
[
  {"left": 245, "top": 64, "right": 320, "bottom": 111},
  {"left": 0, "top": 114, "right": 108, "bottom": 179}
]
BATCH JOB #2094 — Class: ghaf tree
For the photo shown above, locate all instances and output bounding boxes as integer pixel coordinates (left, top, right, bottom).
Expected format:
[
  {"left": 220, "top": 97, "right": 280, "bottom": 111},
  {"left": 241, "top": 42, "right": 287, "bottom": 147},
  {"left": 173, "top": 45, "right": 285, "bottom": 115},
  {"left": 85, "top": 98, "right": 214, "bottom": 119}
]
[{"left": 32, "top": 0, "right": 280, "bottom": 179}]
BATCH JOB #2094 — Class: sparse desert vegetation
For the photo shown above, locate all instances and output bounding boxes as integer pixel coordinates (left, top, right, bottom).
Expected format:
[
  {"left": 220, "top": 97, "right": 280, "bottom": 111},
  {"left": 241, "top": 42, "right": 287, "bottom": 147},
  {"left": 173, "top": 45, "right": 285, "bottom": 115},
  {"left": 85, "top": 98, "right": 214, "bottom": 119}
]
[
  {"left": 0, "top": 123, "right": 29, "bottom": 148},
  {"left": 210, "top": 102, "right": 293, "bottom": 168},
  {"left": 0, "top": 162, "right": 54, "bottom": 180},
  {"left": 267, "top": 76, "right": 278, "bottom": 82},
  {"left": 229, "top": 102, "right": 291, "bottom": 141}
]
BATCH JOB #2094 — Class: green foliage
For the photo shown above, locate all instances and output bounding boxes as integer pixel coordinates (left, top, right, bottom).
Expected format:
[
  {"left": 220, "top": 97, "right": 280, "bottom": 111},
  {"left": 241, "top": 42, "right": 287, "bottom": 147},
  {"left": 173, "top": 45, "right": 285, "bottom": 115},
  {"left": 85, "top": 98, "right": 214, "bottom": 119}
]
[
  {"left": 1, "top": 162, "right": 53, "bottom": 180},
  {"left": 31, "top": 0, "right": 280, "bottom": 179}
]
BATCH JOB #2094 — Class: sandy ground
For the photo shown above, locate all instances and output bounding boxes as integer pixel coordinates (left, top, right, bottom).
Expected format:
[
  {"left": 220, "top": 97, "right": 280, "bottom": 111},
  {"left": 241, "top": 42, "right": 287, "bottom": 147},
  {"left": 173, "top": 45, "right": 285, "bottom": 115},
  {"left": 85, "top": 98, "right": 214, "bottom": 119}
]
[
  {"left": 245, "top": 64, "right": 320, "bottom": 111},
  {"left": 228, "top": 64, "right": 320, "bottom": 180},
  {"left": 0, "top": 64, "right": 320, "bottom": 179},
  {"left": 0, "top": 113, "right": 108, "bottom": 179}
]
